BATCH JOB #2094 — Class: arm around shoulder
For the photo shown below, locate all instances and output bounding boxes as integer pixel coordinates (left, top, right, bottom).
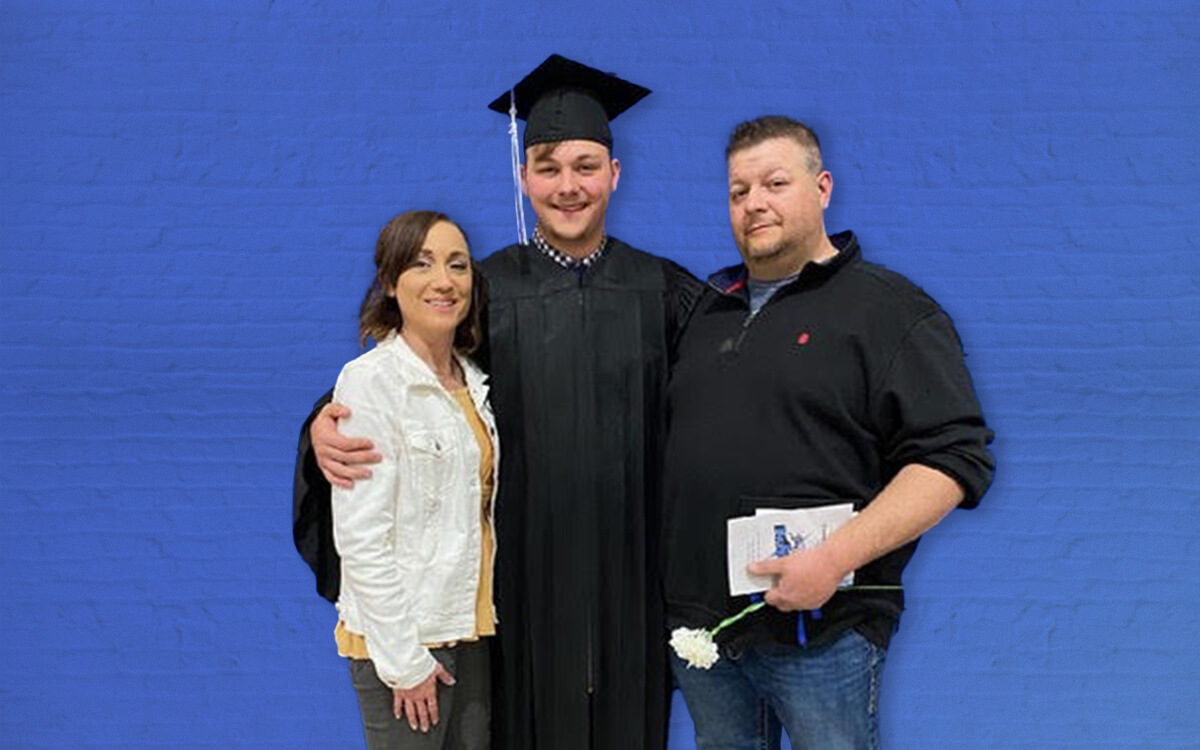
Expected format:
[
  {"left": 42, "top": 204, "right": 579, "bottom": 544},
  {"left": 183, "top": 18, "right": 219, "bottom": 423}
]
[{"left": 664, "top": 259, "right": 704, "bottom": 357}]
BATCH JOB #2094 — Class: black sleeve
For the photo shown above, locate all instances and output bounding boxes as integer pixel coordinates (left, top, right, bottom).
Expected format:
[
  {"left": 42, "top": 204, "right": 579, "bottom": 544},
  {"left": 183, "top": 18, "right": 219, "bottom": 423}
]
[
  {"left": 292, "top": 388, "right": 339, "bottom": 602},
  {"left": 870, "top": 311, "right": 996, "bottom": 507},
  {"left": 663, "top": 260, "right": 704, "bottom": 363}
]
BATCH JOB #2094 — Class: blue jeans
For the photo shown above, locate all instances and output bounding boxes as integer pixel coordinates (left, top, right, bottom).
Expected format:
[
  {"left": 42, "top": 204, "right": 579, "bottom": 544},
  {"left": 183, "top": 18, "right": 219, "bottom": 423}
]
[{"left": 670, "top": 629, "right": 887, "bottom": 750}]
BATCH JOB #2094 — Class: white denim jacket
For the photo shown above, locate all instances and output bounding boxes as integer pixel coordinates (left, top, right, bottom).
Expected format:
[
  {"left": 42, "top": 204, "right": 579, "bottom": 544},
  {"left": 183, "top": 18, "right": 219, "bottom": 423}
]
[{"left": 332, "top": 333, "right": 498, "bottom": 689}]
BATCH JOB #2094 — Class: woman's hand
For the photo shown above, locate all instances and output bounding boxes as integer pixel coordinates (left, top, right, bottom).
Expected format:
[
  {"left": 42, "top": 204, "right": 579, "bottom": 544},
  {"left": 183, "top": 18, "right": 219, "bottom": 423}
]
[{"left": 392, "top": 662, "right": 456, "bottom": 733}]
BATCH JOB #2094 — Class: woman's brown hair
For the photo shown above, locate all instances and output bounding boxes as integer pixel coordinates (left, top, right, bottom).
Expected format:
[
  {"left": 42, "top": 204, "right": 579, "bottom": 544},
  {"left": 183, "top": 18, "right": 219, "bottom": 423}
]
[{"left": 358, "top": 211, "right": 485, "bottom": 353}]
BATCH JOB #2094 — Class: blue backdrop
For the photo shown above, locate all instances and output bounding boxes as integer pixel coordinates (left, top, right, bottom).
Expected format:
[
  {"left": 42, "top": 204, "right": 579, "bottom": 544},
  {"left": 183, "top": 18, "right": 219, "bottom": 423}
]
[{"left": 2, "top": 1, "right": 1197, "bottom": 747}]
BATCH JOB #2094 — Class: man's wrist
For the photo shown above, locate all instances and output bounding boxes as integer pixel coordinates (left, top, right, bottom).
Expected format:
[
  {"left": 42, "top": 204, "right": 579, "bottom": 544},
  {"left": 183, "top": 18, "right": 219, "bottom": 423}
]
[{"left": 811, "top": 540, "right": 856, "bottom": 586}]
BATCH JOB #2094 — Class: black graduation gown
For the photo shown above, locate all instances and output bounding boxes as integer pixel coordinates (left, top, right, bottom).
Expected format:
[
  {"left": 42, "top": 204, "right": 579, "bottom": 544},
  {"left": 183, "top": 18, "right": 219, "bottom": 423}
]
[
  {"left": 294, "top": 398, "right": 339, "bottom": 603},
  {"left": 483, "top": 239, "right": 697, "bottom": 750},
  {"left": 292, "top": 238, "right": 699, "bottom": 749}
]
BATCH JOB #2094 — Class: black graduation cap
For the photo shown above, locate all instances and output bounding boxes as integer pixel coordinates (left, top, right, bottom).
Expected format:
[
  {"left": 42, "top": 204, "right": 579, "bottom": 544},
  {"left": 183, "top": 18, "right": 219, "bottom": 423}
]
[{"left": 487, "top": 54, "right": 651, "bottom": 151}]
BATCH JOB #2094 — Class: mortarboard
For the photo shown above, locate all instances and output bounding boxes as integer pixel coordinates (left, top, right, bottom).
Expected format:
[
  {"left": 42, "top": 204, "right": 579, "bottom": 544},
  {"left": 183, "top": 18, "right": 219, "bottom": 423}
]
[{"left": 487, "top": 54, "right": 651, "bottom": 151}]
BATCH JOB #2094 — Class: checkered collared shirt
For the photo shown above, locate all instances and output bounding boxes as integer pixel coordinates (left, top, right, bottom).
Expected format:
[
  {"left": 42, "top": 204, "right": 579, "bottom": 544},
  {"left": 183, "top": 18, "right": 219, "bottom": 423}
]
[{"left": 531, "top": 226, "right": 609, "bottom": 271}]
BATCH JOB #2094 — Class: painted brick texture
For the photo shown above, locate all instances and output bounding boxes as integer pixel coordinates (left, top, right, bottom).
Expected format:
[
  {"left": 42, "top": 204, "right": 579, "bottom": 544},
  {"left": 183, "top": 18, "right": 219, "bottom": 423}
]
[{"left": 2, "top": 1, "right": 1197, "bottom": 748}]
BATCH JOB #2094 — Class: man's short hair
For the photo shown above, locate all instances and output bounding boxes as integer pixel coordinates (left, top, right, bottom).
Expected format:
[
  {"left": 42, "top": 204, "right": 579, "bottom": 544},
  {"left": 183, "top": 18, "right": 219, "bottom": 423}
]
[
  {"left": 526, "top": 139, "right": 612, "bottom": 162},
  {"left": 526, "top": 141, "right": 564, "bottom": 161},
  {"left": 726, "top": 116, "right": 823, "bottom": 174}
]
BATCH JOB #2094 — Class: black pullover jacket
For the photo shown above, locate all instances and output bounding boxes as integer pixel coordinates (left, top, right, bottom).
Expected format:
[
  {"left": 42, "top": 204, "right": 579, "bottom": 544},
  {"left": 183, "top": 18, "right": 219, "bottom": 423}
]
[{"left": 662, "top": 231, "right": 995, "bottom": 650}]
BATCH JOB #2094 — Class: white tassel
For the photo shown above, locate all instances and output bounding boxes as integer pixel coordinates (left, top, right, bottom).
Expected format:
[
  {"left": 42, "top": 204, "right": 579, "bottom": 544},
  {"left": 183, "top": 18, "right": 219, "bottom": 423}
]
[{"left": 508, "top": 91, "right": 528, "bottom": 245}]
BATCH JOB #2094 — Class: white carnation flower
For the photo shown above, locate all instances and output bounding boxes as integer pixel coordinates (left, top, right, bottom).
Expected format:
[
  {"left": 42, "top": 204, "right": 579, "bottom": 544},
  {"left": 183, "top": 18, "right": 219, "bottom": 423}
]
[{"left": 669, "top": 627, "right": 720, "bottom": 669}]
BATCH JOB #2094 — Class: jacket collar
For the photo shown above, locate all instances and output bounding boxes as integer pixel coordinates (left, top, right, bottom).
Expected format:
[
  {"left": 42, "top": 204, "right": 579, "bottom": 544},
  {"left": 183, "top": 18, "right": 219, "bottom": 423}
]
[
  {"left": 708, "top": 231, "right": 860, "bottom": 298},
  {"left": 377, "top": 332, "right": 489, "bottom": 402}
]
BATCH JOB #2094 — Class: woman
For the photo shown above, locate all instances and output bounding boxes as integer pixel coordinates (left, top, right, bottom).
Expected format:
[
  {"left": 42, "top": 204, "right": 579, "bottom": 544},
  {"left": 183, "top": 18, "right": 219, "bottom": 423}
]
[{"left": 331, "top": 210, "right": 496, "bottom": 750}]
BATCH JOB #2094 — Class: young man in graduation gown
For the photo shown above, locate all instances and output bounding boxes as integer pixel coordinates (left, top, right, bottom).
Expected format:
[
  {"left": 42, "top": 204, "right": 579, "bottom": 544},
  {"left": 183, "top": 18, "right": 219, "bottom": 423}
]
[{"left": 294, "top": 55, "right": 700, "bottom": 750}]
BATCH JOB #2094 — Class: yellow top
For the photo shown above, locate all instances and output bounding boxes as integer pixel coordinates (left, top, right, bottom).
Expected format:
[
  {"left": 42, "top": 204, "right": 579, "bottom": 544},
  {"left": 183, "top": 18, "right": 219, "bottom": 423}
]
[{"left": 336, "top": 386, "right": 496, "bottom": 659}]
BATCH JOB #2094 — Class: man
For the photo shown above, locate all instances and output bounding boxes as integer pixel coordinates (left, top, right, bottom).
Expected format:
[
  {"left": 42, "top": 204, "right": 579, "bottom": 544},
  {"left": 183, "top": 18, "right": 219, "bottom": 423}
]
[
  {"left": 661, "top": 116, "right": 995, "bottom": 749},
  {"left": 295, "top": 55, "right": 700, "bottom": 750}
]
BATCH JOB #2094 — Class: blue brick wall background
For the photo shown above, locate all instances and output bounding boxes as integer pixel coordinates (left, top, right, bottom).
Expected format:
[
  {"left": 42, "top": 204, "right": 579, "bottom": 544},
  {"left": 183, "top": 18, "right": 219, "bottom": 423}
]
[{"left": 2, "top": 1, "right": 1197, "bottom": 747}]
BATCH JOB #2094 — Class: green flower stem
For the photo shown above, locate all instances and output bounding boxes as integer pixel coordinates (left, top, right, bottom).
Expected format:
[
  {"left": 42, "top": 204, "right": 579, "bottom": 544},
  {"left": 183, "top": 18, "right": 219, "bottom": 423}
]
[
  {"left": 710, "top": 602, "right": 766, "bottom": 637},
  {"left": 709, "top": 585, "right": 904, "bottom": 638}
]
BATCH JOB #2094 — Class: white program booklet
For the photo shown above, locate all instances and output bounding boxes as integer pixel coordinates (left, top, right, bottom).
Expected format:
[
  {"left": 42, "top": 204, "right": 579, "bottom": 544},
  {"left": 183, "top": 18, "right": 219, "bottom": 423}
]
[{"left": 727, "top": 504, "right": 857, "bottom": 596}]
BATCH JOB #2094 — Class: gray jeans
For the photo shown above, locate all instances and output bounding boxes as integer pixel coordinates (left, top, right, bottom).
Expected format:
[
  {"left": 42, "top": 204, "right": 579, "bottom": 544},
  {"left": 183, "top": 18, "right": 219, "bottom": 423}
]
[{"left": 348, "top": 640, "right": 490, "bottom": 750}]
